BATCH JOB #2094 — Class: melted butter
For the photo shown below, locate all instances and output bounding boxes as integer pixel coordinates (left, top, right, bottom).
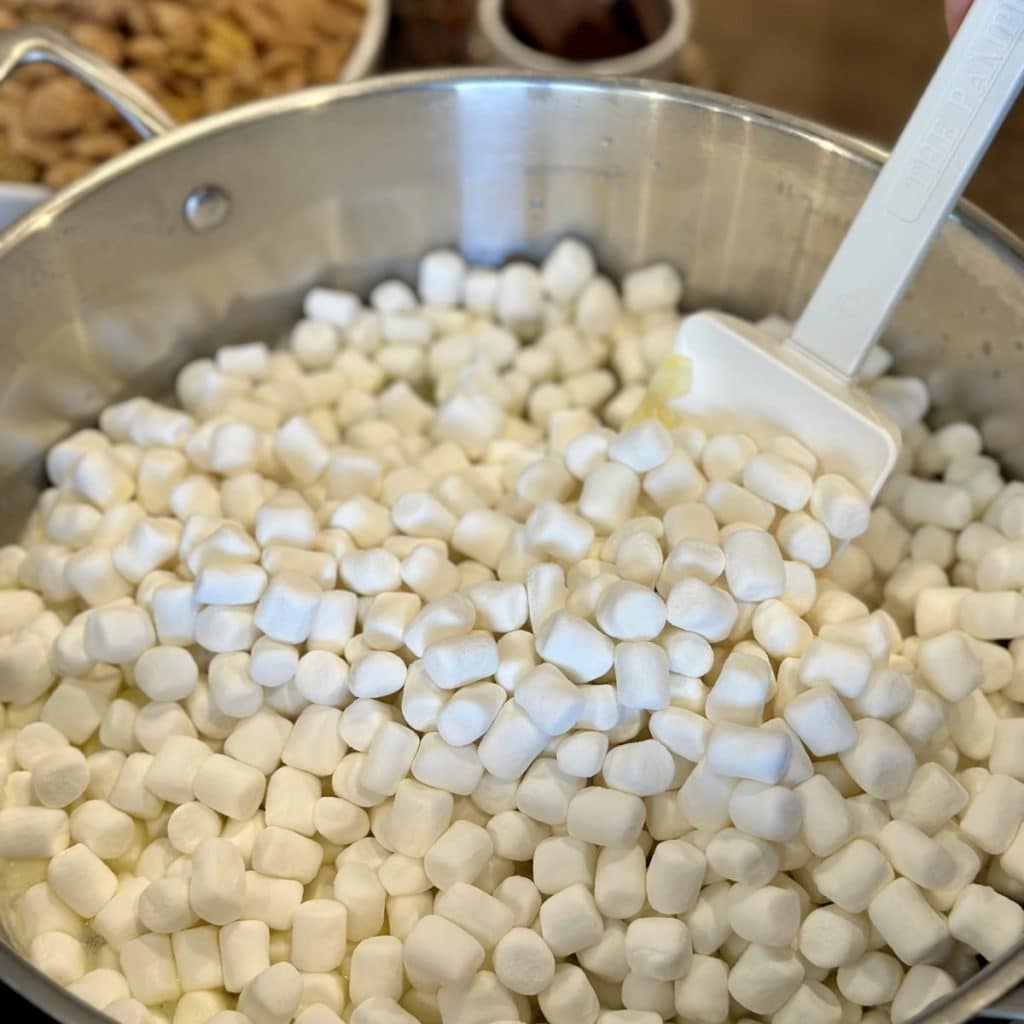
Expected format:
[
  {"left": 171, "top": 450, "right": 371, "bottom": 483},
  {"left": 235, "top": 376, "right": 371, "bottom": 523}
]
[{"left": 628, "top": 352, "right": 693, "bottom": 428}]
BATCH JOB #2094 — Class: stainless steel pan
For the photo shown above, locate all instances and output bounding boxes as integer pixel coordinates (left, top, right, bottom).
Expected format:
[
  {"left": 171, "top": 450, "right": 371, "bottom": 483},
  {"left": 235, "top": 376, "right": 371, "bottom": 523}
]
[{"left": 0, "top": 24, "right": 1022, "bottom": 1024}]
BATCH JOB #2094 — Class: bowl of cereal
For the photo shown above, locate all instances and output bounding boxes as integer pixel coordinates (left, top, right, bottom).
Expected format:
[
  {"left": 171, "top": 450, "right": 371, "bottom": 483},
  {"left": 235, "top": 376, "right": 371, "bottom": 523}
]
[{"left": 0, "top": 21, "right": 1023, "bottom": 1024}]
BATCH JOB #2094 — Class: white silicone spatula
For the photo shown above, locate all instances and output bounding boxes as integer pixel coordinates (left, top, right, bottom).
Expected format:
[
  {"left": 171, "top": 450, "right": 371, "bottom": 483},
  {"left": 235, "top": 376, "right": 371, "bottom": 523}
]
[{"left": 661, "top": 0, "right": 1024, "bottom": 500}]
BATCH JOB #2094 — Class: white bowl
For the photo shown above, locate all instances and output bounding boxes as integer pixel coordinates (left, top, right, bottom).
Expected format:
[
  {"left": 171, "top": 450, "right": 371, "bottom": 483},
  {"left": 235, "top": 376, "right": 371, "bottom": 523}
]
[
  {"left": 339, "top": 0, "right": 391, "bottom": 81},
  {"left": 475, "top": 0, "right": 691, "bottom": 80}
]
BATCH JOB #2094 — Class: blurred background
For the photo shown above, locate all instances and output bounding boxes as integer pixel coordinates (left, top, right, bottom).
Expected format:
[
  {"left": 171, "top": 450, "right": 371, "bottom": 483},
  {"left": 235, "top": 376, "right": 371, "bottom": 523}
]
[
  {"left": 0, "top": 0, "right": 1021, "bottom": 230},
  {"left": 388, "top": 0, "right": 1024, "bottom": 236}
]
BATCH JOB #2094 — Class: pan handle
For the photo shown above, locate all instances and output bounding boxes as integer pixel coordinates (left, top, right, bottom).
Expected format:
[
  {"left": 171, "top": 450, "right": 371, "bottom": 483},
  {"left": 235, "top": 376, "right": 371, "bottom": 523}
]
[{"left": 0, "top": 25, "right": 175, "bottom": 140}]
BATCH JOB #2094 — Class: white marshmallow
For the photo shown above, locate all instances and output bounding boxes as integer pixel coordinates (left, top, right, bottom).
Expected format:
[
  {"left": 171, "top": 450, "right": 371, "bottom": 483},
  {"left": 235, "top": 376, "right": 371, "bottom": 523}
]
[
  {"left": 194, "top": 754, "right": 267, "bottom": 820},
  {"left": 727, "top": 943, "right": 804, "bottom": 1015},
  {"left": 813, "top": 839, "right": 895, "bottom": 913},
  {"left": 878, "top": 820, "right": 956, "bottom": 890},
  {"left": 811, "top": 474, "right": 871, "bottom": 540},
  {"left": 673, "top": 953, "right": 729, "bottom": 1023},
  {"left": 796, "top": 775, "right": 855, "bottom": 858},
  {"left": 723, "top": 528, "right": 786, "bottom": 601},
  {"left": 666, "top": 579, "right": 738, "bottom": 647},
  {"left": 728, "top": 780, "right": 802, "bottom": 842},
  {"left": 799, "top": 905, "right": 869, "bottom": 968},
  {"left": 704, "top": 650, "right": 772, "bottom": 726},
  {"left": 190, "top": 837, "right": 246, "bottom": 925},
  {"left": 838, "top": 719, "right": 917, "bottom": 799},
  {"left": 868, "top": 879, "right": 950, "bottom": 965},
  {"left": 706, "top": 723, "right": 791, "bottom": 784},
  {"left": 47, "top": 843, "right": 118, "bottom": 917},
  {"left": 566, "top": 787, "right": 646, "bottom": 848},
  {"left": 705, "top": 828, "right": 779, "bottom": 887},
  {"left": 595, "top": 581, "right": 667, "bottom": 642},
  {"left": 784, "top": 685, "right": 857, "bottom": 756},
  {"left": 602, "top": 740, "right": 675, "bottom": 796},
  {"left": 349, "top": 935, "right": 404, "bottom": 1006},
  {"left": 537, "top": 882, "right": 603, "bottom": 956},
  {"left": 0, "top": 806, "right": 70, "bottom": 860},
  {"left": 647, "top": 839, "right": 706, "bottom": 914},
  {"left": 728, "top": 884, "right": 801, "bottom": 946},
  {"left": 960, "top": 773, "right": 1024, "bottom": 854},
  {"left": 403, "top": 914, "right": 484, "bottom": 987}
]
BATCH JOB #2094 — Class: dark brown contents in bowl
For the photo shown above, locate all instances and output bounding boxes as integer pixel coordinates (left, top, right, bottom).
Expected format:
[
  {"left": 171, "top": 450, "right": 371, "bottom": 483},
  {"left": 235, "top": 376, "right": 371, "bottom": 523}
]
[{"left": 504, "top": 0, "right": 671, "bottom": 61}]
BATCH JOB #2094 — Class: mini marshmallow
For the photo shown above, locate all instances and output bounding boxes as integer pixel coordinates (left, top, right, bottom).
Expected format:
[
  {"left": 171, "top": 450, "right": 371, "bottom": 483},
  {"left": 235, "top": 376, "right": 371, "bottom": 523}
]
[
  {"left": 435, "top": 682, "right": 503, "bottom": 747},
  {"left": 167, "top": 801, "right": 221, "bottom": 854},
  {"left": 742, "top": 452, "right": 813, "bottom": 511},
  {"left": 838, "top": 720, "right": 917, "bottom": 799},
  {"left": 728, "top": 781, "right": 802, "bottom": 842},
  {"left": 705, "top": 828, "right": 779, "bottom": 887},
  {"left": 704, "top": 480, "right": 774, "bottom": 529},
  {"left": 514, "top": 664, "right": 585, "bottom": 736},
  {"left": 704, "top": 650, "right": 773, "bottom": 726},
  {"left": 878, "top": 820, "right": 956, "bottom": 890},
  {"left": 776, "top": 511, "right": 833, "bottom": 569},
  {"left": 47, "top": 843, "right": 118, "bottom": 917},
  {"left": 525, "top": 501, "right": 594, "bottom": 564},
  {"left": 31, "top": 746, "right": 89, "bottom": 808},
  {"left": 566, "top": 787, "right": 646, "bottom": 848},
  {"left": 361, "top": 722, "right": 419, "bottom": 796},
  {"left": 422, "top": 631, "right": 498, "bottom": 689},
  {"left": 253, "top": 572, "right": 321, "bottom": 644},
  {"left": 960, "top": 590, "right": 1024, "bottom": 639},
  {"left": 602, "top": 739, "right": 675, "bottom": 796},
  {"left": 222, "top": 710, "right": 291, "bottom": 776},
  {"left": 650, "top": 707, "right": 710, "bottom": 762},
  {"left": 194, "top": 754, "right": 267, "bottom": 820},
  {"left": 813, "top": 839, "right": 895, "bottom": 913},
  {"left": 917, "top": 630, "right": 984, "bottom": 700},
  {"left": 800, "top": 638, "right": 872, "bottom": 699},
  {"left": 946, "top": 883, "right": 1024, "bottom": 962},
  {"left": 868, "top": 879, "right": 950, "bottom": 965},
  {"left": 83, "top": 605, "right": 155, "bottom": 664},
  {"left": 538, "top": 882, "right": 604, "bottom": 956},
  {"left": 960, "top": 773, "right": 1024, "bottom": 854},
  {"left": 237, "top": 961, "right": 303, "bottom": 1024},
  {"left": 796, "top": 775, "right": 855, "bottom": 858},
  {"left": 29, "top": 930, "right": 87, "bottom": 987},
  {"left": 728, "top": 884, "right": 802, "bottom": 946},
  {"left": 476, "top": 701, "right": 549, "bottom": 781},
  {"left": 348, "top": 651, "right": 407, "bottom": 700},
  {"left": 673, "top": 953, "right": 729, "bottom": 1023},
  {"left": 799, "top": 906, "right": 869, "bottom": 968},
  {"left": 190, "top": 837, "right": 246, "bottom": 925},
  {"left": 595, "top": 581, "right": 667, "bottom": 642},
  {"left": 723, "top": 528, "right": 786, "bottom": 601},
  {"left": 647, "top": 839, "right": 706, "bottom": 914},
  {"left": 678, "top": 760, "right": 735, "bottom": 830},
  {"left": 0, "top": 806, "right": 70, "bottom": 860},
  {"left": 706, "top": 723, "right": 791, "bottom": 784},
  {"left": 727, "top": 943, "right": 804, "bottom": 1015},
  {"left": 349, "top": 935, "right": 404, "bottom": 1005},
  {"left": 784, "top": 685, "right": 857, "bottom": 756},
  {"left": 535, "top": 610, "right": 614, "bottom": 683},
  {"left": 811, "top": 474, "right": 871, "bottom": 539},
  {"left": 403, "top": 914, "right": 484, "bottom": 987}
]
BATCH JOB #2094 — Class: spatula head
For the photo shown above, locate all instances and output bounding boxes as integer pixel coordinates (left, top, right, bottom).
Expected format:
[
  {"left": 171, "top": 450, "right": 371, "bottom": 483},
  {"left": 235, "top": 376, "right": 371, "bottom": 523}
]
[{"left": 659, "top": 312, "right": 900, "bottom": 500}]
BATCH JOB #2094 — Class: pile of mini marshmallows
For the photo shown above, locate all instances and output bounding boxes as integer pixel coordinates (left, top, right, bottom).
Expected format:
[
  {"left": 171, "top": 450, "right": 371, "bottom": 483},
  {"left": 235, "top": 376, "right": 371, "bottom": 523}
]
[{"left": 1, "top": 239, "right": 1023, "bottom": 1024}]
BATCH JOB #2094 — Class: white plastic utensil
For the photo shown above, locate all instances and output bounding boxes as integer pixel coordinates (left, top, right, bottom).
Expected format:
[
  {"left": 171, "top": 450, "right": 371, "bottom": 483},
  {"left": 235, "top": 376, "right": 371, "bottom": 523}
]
[{"left": 663, "top": 0, "right": 1024, "bottom": 499}]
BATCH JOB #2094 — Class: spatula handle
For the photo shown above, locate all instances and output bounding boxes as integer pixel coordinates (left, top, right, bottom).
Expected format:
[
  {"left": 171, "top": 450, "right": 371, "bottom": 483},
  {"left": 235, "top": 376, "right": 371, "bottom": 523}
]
[{"left": 791, "top": 0, "right": 1024, "bottom": 379}]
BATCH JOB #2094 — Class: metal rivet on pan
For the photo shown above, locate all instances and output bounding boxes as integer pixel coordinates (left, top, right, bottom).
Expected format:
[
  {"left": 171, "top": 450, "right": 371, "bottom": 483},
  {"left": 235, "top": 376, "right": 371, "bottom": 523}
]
[{"left": 184, "top": 186, "right": 230, "bottom": 231}]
